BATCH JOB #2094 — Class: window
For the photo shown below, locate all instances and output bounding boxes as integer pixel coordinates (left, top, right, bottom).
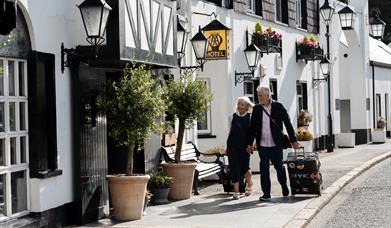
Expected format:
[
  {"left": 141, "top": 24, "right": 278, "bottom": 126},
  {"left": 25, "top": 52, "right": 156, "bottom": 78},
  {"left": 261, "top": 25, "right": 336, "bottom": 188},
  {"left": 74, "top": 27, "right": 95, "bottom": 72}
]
[
  {"left": 0, "top": 58, "right": 29, "bottom": 219},
  {"left": 276, "top": 0, "right": 288, "bottom": 24},
  {"left": 296, "top": 0, "right": 307, "bottom": 29},
  {"left": 296, "top": 81, "right": 308, "bottom": 113},
  {"left": 197, "top": 79, "right": 212, "bottom": 135},
  {"left": 376, "top": 93, "right": 381, "bottom": 118},
  {"left": 244, "top": 79, "right": 260, "bottom": 104},
  {"left": 246, "top": 0, "right": 263, "bottom": 17},
  {"left": 246, "top": 0, "right": 255, "bottom": 13},
  {"left": 270, "top": 79, "right": 278, "bottom": 101}
]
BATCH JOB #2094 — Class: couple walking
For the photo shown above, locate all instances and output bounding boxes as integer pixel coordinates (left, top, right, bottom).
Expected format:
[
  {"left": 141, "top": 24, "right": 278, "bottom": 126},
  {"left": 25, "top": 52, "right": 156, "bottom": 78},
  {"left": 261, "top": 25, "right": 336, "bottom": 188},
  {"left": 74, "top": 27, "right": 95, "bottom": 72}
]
[{"left": 226, "top": 85, "right": 300, "bottom": 200}]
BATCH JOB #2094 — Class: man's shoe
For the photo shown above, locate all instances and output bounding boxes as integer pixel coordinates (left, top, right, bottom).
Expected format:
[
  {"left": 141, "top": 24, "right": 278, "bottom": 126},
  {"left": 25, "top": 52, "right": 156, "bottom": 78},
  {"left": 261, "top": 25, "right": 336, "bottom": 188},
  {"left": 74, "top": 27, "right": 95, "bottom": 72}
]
[
  {"left": 282, "top": 186, "right": 289, "bottom": 197},
  {"left": 259, "top": 195, "right": 271, "bottom": 201}
]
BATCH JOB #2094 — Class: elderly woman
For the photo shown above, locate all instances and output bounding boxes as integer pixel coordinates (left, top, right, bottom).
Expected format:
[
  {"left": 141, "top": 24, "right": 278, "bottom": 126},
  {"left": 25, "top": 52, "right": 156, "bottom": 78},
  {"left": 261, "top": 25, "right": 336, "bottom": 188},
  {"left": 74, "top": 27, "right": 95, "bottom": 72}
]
[{"left": 226, "top": 96, "right": 254, "bottom": 200}]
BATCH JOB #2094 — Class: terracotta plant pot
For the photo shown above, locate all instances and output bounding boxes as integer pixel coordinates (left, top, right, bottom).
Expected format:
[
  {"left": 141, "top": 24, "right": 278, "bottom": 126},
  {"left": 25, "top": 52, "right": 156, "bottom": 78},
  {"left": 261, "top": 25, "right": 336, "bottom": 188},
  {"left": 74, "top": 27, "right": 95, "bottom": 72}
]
[
  {"left": 161, "top": 162, "right": 197, "bottom": 200},
  {"left": 106, "top": 175, "right": 150, "bottom": 221}
]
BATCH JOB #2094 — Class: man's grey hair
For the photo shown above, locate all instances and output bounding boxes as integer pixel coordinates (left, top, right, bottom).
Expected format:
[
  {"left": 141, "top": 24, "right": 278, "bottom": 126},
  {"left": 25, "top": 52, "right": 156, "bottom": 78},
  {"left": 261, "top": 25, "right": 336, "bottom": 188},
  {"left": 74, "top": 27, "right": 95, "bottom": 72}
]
[{"left": 256, "top": 85, "right": 272, "bottom": 98}]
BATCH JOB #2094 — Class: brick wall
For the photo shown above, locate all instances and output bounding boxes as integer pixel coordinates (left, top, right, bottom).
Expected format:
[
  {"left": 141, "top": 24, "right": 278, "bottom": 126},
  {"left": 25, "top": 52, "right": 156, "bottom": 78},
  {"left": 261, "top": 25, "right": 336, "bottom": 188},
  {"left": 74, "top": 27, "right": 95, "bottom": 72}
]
[
  {"left": 233, "top": 0, "right": 246, "bottom": 13},
  {"left": 262, "top": 0, "right": 275, "bottom": 21}
]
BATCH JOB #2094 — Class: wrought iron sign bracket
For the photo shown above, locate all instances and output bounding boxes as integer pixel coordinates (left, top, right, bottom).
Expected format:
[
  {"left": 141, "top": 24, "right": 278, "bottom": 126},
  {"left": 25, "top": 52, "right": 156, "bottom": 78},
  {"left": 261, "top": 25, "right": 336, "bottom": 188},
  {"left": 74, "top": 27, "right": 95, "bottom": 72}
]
[
  {"left": 234, "top": 71, "right": 255, "bottom": 86},
  {"left": 61, "top": 43, "right": 98, "bottom": 73},
  {"left": 179, "top": 65, "right": 203, "bottom": 75}
]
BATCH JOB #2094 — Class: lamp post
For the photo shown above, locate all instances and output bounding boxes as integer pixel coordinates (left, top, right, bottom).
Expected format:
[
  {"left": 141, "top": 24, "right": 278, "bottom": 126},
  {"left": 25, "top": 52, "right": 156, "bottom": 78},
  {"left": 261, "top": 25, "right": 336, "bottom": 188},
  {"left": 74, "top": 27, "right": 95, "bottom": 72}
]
[{"left": 320, "top": 0, "right": 334, "bottom": 152}]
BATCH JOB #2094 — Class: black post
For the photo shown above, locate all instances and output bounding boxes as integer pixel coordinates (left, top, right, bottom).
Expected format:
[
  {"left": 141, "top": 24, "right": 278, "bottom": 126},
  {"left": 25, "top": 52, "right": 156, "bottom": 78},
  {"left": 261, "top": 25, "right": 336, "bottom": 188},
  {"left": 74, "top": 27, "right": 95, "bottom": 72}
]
[{"left": 325, "top": 24, "right": 334, "bottom": 152}]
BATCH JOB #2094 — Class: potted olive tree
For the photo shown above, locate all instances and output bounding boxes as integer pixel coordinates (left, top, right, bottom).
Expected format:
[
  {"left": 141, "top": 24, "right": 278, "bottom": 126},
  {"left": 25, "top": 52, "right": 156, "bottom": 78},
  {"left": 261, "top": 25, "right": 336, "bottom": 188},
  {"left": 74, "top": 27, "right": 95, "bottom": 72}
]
[
  {"left": 100, "top": 64, "right": 165, "bottom": 220},
  {"left": 162, "top": 76, "right": 213, "bottom": 200}
]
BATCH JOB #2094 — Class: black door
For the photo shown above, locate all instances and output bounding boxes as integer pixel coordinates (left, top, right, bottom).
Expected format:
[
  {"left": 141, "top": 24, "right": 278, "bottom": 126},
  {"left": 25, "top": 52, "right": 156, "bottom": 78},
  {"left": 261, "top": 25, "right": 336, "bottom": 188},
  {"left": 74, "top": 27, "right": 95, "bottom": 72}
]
[{"left": 74, "top": 66, "right": 108, "bottom": 224}]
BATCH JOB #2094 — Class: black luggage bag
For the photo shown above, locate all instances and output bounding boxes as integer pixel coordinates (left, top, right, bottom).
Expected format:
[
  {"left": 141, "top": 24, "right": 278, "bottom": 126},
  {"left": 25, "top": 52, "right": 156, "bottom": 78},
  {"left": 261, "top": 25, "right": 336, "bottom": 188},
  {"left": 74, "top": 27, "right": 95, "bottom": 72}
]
[
  {"left": 287, "top": 148, "right": 322, "bottom": 196},
  {"left": 220, "top": 163, "right": 246, "bottom": 193}
]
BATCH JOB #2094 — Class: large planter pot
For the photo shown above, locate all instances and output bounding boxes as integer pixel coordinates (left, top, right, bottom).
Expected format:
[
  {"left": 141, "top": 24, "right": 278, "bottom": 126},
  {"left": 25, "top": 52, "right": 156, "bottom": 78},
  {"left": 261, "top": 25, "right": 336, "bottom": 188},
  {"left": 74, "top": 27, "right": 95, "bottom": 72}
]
[
  {"left": 336, "top": 133, "right": 355, "bottom": 148},
  {"left": 106, "top": 175, "right": 150, "bottom": 221},
  {"left": 150, "top": 187, "right": 170, "bottom": 204},
  {"left": 298, "top": 140, "right": 313, "bottom": 152},
  {"left": 161, "top": 162, "right": 197, "bottom": 200},
  {"left": 371, "top": 129, "right": 386, "bottom": 143}
]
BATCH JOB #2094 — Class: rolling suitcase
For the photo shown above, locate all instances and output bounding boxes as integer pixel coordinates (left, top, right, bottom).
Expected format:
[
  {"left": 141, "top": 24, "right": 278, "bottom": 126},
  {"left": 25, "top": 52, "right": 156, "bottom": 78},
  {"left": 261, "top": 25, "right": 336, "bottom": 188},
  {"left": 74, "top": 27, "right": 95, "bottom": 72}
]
[
  {"left": 287, "top": 148, "right": 323, "bottom": 196},
  {"left": 220, "top": 155, "right": 246, "bottom": 193}
]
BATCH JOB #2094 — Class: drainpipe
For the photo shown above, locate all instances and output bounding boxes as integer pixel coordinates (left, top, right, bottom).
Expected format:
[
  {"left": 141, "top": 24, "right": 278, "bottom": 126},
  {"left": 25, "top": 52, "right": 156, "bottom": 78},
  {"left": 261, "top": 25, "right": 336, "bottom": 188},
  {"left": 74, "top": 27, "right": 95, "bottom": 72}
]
[{"left": 370, "top": 61, "right": 375, "bottom": 129}]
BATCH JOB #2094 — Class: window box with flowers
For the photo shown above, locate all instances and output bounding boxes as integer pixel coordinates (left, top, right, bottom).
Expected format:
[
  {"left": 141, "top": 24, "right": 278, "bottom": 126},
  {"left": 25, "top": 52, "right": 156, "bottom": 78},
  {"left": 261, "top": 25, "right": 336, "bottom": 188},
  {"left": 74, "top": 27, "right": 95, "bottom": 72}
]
[
  {"left": 296, "top": 35, "right": 323, "bottom": 62},
  {"left": 295, "top": 128, "right": 314, "bottom": 151},
  {"left": 251, "top": 23, "right": 282, "bottom": 55}
]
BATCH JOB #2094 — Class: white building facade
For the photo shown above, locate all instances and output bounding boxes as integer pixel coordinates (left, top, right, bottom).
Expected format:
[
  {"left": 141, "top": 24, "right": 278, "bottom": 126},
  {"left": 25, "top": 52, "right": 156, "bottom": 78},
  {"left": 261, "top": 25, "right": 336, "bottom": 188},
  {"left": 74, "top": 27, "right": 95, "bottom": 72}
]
[{"left": 0, "top": 0, "right": 389, "bottom": 227}]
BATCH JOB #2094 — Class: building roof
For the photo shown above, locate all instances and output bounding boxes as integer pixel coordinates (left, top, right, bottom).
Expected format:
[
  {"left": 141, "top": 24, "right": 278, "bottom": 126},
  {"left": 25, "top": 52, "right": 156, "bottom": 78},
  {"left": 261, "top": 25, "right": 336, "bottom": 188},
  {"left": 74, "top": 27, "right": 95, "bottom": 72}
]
[{"left": 369, "top": 36, "right": 391, "bottom": 65}]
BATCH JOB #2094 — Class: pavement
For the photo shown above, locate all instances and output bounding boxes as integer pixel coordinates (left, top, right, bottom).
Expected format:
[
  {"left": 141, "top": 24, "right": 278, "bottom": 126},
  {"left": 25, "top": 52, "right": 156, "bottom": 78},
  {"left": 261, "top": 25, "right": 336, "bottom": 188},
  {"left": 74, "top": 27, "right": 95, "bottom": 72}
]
[{"left": 82, "top": 139, "right": 391, "bottom": 228}]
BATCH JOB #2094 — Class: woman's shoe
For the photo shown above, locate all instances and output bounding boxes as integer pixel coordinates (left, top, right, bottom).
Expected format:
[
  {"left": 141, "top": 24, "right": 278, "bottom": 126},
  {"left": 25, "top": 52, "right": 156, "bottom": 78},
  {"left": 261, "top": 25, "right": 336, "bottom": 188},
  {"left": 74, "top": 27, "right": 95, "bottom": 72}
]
[
  {"left": 232, "top": 193, "right": 240, "bottom": 200},
  {"left": 245, "top": 186, "right": 252, "bottom": 196}
]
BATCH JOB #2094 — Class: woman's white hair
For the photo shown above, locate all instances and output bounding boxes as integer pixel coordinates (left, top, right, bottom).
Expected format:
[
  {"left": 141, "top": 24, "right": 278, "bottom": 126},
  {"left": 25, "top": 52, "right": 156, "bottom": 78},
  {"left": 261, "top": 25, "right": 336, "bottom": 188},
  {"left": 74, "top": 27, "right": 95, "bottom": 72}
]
[
  {"left": 234, "top": 96, "right": 255, "bottom": 113},
  {"left": 256, "top": 85, "right": 272, "bottom": 98}
]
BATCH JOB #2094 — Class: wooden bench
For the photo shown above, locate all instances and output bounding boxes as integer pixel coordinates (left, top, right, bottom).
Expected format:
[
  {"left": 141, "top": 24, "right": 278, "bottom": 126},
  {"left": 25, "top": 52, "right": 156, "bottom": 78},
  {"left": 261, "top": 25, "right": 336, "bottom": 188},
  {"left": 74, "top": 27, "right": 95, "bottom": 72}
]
[{"left": 160, "top": 142, "right": 223, "bottom": 195}]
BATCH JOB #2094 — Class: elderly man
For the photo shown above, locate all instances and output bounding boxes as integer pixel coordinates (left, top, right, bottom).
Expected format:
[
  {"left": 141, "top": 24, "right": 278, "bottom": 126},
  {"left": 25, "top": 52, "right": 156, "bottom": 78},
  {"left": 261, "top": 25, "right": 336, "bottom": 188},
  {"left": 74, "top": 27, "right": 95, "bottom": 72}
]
[{"left": 247, "top": 85, "right": 300, "bottom": 201}]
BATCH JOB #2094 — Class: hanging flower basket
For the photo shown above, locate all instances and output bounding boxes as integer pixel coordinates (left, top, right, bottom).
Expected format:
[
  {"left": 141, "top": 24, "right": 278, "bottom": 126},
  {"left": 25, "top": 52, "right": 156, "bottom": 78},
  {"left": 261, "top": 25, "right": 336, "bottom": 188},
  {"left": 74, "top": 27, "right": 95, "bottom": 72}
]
[
  {"left": 296, "top": 35, "right": 323, "bottom": 62},
  {"left": 251, "top": 23, "right": 282, "bottom": 54}
]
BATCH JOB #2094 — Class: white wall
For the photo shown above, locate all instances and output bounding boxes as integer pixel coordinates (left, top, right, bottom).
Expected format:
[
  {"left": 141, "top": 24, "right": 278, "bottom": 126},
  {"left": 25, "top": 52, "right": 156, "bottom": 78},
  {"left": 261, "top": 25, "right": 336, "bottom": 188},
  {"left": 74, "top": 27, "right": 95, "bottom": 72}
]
[{"left": 18, "top": 0, "right": 87, "bottom": 212}]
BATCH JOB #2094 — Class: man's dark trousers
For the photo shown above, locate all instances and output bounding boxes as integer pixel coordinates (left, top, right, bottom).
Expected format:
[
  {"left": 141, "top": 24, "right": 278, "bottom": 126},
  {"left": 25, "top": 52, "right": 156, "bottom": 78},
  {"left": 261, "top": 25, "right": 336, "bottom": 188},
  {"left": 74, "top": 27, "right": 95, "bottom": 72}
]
[{"left": 258, "top": 146, "right": 287, "bottom": 197}]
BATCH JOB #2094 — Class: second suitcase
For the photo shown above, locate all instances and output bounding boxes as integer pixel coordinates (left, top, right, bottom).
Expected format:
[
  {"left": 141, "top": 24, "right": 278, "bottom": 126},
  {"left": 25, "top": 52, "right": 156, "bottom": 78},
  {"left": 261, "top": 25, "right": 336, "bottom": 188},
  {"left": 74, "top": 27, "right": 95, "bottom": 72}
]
[{"left": 287, "top": 149, "right": 322, "bottom": 196}]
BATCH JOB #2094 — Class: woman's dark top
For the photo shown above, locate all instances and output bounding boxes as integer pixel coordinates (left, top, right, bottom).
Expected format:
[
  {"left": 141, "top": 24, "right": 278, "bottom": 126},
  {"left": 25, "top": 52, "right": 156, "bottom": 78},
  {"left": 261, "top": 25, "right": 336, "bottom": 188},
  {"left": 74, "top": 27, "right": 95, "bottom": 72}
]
[{"left": 226, "top": 113, "right": 251, "bottom": 182}]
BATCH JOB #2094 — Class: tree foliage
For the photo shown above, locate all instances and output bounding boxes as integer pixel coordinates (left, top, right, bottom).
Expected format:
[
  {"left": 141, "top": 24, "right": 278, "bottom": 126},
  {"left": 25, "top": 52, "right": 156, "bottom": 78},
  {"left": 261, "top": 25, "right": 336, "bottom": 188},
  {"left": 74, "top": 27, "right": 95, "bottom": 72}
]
[
  {"left": 100, "top": 64, "right": 165, "bottom": 175},
  {"left": 165, "top": 76, "right": 213, "bottom": 162}
]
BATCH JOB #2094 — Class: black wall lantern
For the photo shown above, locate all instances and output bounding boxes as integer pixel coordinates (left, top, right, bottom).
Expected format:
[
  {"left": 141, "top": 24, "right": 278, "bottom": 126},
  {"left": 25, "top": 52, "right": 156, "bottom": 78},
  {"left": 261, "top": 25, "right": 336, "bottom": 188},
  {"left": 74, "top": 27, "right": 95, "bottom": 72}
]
[
  {"left": 78, "top": 0, "right": 112, "bottom": 46},
  {"left": 370, "top": 15, "right": 386, "bottom": 40},
  {"left": 234, "top": 43, "right": 261, "bottom": 86},
  {"left": 177, "top": 20, "right": 187, "bottom": 64},
  {"left": 338, "top": 6, "right": 355, "bottom": 30},
  {"left": 61, "top": 0, "right": 112, "bottom": 73},
  {"left": 177, "top": 25, "right": 208, "bottom": 75}
]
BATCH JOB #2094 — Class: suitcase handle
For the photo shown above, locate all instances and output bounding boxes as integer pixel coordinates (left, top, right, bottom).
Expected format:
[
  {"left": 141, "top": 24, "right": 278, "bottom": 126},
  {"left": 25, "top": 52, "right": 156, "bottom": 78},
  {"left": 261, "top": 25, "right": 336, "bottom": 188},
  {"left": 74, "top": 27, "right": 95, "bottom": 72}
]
[{"left": 294, "top": 147, "right": 306, "bottom": 159}]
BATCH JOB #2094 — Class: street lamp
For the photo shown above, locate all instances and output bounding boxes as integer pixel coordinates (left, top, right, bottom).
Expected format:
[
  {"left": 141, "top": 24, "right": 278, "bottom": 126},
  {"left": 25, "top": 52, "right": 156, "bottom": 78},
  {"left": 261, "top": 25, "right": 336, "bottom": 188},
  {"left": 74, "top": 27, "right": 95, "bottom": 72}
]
[
  {"left": 370, "top": 15, "right": 386, "bottom": 39},
  {"left": 234, "top": 43, "right": 261, "bottom": 85},
  {"left": 338, "top": 6, "right": 355, "bottom": 30},
  {"left": 319, "top": 0, "right": 335, "bottom": 152},
  {"left": 319, "top": 57, "right": 331, "bottom": 76},
  {"left": 177, "top": 20, "right": 188, "bottom": 65},
  {"left": 61, "top": 0, "right": 112, "bottom": 73},
  {"left": 177, "top": 26, "right": 208, "bottom": 75}
]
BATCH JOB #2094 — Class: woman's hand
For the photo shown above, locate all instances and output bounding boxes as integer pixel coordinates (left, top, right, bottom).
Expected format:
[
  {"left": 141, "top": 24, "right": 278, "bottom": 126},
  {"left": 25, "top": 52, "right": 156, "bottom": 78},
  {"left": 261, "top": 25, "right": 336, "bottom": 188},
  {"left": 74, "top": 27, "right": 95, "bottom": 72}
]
[{"left": 246, "top": 145, "right": 254, "bottom": 155}]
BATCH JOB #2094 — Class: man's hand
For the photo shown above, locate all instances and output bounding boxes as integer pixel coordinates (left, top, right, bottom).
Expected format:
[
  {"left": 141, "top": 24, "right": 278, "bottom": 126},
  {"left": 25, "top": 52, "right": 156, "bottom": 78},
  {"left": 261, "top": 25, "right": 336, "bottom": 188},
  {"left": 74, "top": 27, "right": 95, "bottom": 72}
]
[
  {"left": 292, "top": 141, "right": 301, "bottom": 149},
  {"left": 246, "top": 145, "right": 254, "bottom": 155}
]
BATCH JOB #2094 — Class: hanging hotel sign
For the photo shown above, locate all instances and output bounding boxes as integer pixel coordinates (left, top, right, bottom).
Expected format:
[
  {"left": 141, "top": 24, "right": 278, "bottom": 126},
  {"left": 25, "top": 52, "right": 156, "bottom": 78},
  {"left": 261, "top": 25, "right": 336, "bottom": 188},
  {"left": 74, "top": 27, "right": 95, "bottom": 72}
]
[{"left": 202, "top": 19, "right": 231, "bottom": 60}]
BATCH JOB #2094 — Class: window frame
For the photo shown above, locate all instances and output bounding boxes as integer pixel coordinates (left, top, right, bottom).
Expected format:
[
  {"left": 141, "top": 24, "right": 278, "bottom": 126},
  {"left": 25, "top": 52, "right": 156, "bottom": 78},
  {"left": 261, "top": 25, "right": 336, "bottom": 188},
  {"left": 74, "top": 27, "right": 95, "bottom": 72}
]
[
  {"left": 276, "top": 0, "right": 288, "bottom": 24},
  {"left": 0, "top": 57, "right": 30, "bottom": 221},
  {"left": 197, "top": 78, "right": 212, "bottom": 135}
]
